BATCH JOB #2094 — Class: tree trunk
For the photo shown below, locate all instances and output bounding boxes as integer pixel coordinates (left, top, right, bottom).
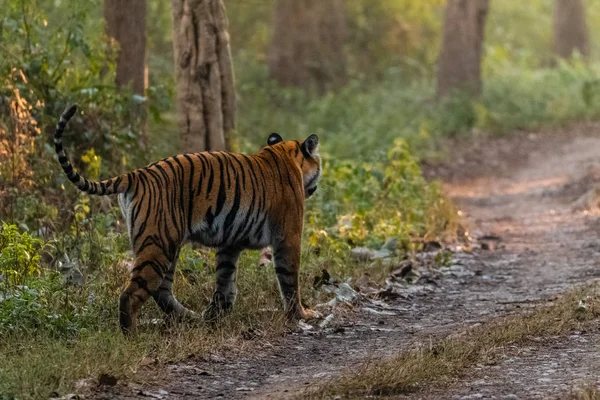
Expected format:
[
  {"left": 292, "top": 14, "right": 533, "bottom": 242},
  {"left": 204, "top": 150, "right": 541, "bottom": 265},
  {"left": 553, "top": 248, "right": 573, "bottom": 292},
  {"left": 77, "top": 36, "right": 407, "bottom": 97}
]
[
  {"left": 104, "top": 0, "right": 147, "bottom": 95},
  {"left": 104, "top": 0, "right": 148, "bottom": 147},
  {"left": 436, "top": 0, "right": 489, "bottom": 98},
  {"left": 171, "top": 0, "right": 236, "bottom": 152},
  {"left": 268, "top": 0, "right": 347, "bottom": 94},
  {"left": 553, "top": 0, "right": 589, "bottom": 60}
]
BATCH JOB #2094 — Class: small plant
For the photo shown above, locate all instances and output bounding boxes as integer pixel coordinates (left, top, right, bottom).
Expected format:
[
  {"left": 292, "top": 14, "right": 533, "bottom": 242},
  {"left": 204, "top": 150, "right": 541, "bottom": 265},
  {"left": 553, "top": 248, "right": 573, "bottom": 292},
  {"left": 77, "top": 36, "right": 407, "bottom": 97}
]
[
  {"left": 306, "top": 138, "right": 455, "bottom": 252},
  {"left": 0, "top": 223, "right": 44, "bottom": 287}
]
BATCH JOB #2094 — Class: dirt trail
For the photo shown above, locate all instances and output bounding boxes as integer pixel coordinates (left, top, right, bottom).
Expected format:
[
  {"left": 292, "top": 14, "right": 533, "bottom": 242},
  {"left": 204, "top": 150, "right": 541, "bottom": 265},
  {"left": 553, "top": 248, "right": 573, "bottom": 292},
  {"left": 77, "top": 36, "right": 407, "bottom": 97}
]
[
  {"left": 418, "top": 131, "right": 600, "bottom": 400},
  {"left": 97, "top": 129, "right": 600, "bottom": 399}
]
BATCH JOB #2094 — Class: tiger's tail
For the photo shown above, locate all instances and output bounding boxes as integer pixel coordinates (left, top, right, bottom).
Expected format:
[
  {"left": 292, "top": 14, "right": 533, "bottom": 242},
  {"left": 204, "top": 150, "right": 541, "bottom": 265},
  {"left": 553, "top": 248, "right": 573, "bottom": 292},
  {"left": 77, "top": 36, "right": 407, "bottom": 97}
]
[{"left": 55, "top": 105, "right": 133, "bottom": 196}]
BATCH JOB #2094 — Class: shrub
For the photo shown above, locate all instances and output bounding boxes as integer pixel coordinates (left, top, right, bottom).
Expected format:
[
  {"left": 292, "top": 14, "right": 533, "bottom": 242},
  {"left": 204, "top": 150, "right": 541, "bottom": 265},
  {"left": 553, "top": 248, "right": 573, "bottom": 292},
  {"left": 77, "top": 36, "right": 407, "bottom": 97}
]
[
  {"left": 0, "top": 223, "right": 44, "bottom": 287},
  {"left": 306, "top": 139, "right": 456, "bottom": 253}
]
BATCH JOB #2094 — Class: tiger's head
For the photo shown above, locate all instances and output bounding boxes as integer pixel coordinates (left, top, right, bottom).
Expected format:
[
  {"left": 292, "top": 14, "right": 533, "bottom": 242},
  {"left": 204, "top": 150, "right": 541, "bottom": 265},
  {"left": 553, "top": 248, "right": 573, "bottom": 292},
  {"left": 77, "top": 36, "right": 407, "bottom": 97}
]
[{"left": 267, "top": 133, "right": 322, "bottom": 199}]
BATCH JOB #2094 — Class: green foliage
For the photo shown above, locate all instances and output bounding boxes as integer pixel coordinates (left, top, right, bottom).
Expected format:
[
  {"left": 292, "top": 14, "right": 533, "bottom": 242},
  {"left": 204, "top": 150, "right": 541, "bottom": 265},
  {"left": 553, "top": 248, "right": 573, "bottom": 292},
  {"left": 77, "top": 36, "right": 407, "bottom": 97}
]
[
  {"left": 80, "top": 148, "right": 102, "bottom": 180},
  {"left": 0, "top": 223, "right": 129, "bottom": 340},
  {"left": 478, "top": 59, "right": 600, "bottom": 133},
  {"left": 0, "top": 273, "right": 86, "bottom": 337},
  {"left": 345, "top": 0, "right": 444, "bottom": 77},
  {"left": 0, "top": 0, "right": 170, "bottom": 179},
  {"left": 0, "top": 223, "right": 43, "bottom": 287},
  {"left": 306, "top": 139, "right": 455, "bottom": 253},
  {"left": 226, "top": 0, "right": 444, "bottom": 79},
  {"left": 235, "top": 57, "right": 600, "bottom": 160},
  {"left": 62, "top": 199, "right": 129, "bottom": 271},
  {"left": 485, "top": 0, "right": 600, "bottom": 67}
]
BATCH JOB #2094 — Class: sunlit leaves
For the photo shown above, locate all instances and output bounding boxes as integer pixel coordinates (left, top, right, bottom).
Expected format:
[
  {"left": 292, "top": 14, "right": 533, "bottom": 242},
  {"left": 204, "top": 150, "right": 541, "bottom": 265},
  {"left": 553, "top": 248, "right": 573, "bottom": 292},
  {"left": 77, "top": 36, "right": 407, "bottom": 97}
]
[
  {"left": 0, "top": 222, "right": 44, "bottom": 287},
  {"left": 305, "top": 138, "right": 455, "bottom": 252},
  {"left": 80, "top": 148, "right": 101, "bottom": 180}
]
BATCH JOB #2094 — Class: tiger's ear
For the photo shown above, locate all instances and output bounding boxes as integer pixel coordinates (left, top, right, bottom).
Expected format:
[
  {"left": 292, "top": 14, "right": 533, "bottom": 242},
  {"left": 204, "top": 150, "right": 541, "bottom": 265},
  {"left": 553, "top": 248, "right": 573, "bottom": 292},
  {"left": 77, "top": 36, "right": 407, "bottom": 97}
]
[
  {"left": 267, "top": 133, "right": 283, "bottom": 146},
  {"left": 302, "top": 134, "right": 319, "bottom": 156}
]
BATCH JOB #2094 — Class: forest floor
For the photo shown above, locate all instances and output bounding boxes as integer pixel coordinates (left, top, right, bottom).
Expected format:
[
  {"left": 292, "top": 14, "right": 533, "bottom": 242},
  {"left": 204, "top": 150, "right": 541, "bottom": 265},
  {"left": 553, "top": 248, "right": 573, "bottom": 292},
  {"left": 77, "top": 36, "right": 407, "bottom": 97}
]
[{"left": 92, "top": 125, "right": 600, "bottom": 399}]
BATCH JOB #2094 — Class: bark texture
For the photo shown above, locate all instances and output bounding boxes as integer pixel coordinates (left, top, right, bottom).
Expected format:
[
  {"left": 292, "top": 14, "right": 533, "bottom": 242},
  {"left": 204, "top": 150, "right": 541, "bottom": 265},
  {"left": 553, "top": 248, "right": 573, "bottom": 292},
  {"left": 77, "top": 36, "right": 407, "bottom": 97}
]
[
  {"left": 436, "top": 0, "right": 489, "bottom": 98},
  {"left": 171, "top": 0, "right": 236, "bottom": 152},
  {"left": 268, "top": 0, "right": 347, "bottom": 94},
  {"left": 104, "top": 0, "right": 147, "bottom": 95},
  {"left": 553, "top": 0, "right": 589, "bottom": 60}
]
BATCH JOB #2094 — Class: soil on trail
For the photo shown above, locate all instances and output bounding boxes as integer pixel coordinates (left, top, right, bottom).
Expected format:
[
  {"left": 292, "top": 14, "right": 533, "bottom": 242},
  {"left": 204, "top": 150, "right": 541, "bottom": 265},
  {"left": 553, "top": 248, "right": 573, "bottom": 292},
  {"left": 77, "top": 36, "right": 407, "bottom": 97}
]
[{"left": 96, "top": 127, "right": 600, "bottom": 400}]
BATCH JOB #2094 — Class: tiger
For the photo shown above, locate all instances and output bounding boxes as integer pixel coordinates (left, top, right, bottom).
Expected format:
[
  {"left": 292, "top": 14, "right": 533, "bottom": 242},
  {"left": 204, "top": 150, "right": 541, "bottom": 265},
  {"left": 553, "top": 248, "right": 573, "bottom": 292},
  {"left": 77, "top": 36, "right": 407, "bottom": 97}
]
[{"left": 54, "top": 105, "right": 322, "bottom": 334}]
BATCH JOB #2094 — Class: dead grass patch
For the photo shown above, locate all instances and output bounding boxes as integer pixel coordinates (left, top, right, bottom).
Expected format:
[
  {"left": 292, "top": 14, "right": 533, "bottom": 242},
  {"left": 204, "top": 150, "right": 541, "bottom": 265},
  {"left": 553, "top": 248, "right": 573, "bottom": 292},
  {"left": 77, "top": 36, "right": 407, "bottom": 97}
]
[
  {"left": 574, "top": 383, "right": 600, "bottom": 400},
  {"left": 300, "top": 284, "right": 600, "bottom": 399}
]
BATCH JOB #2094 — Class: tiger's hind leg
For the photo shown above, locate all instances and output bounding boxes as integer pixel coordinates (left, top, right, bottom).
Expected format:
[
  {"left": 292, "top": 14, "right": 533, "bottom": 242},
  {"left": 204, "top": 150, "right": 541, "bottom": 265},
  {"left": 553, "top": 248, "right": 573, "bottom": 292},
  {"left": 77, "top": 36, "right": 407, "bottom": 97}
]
[
  {"left": 203, "top": 247, "right": 241, "bottom": 321},
  {"left": 151, "top": 249, "right": 199, "bottom": 324},
  {"left": 119, "top": 244, "right": 171, "bottom": 335}
]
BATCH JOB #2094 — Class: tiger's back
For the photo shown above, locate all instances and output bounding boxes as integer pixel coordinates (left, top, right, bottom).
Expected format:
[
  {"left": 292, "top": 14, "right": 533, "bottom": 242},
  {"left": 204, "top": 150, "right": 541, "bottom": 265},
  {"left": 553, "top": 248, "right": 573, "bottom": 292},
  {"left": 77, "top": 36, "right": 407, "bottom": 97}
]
[
  {"left": 55, "top": 105, "right": 322, "bottom": 334},
  {"left": 122, "top": 148, "right": 307, "bottom": 252}
]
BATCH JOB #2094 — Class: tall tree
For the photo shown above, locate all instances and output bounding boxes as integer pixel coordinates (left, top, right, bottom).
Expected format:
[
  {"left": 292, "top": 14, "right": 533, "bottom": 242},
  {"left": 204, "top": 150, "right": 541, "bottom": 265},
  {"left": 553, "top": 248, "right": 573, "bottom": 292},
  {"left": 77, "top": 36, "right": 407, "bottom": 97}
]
[
  {"left": 268, "top": 0, "right": 347, "bottom": 94},
  {"left": 104, "top": 0, "right": 147, "bottom": 96},
  {"left": 104, "top": 0, "right": 148, "bottom": 147},
  {"left": 436, "top": 0, "right": 489, "bottom": 98},
  {"left": 171, "top": 0, "right": 236, "bottom": 152},
  {"left": 553, "top": 0, "right": 589, "bottom": 60}
]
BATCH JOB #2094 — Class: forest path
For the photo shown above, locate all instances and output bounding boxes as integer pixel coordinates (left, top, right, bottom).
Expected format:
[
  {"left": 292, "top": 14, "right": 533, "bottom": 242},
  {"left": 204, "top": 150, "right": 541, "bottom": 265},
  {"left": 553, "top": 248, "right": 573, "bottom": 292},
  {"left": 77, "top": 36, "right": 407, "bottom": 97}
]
[
  {"left": 414, "top": 127, "right": 600, "bottom": 399},
  {"left": 97, "top": 127, "right": 600, "bottom": 399}
]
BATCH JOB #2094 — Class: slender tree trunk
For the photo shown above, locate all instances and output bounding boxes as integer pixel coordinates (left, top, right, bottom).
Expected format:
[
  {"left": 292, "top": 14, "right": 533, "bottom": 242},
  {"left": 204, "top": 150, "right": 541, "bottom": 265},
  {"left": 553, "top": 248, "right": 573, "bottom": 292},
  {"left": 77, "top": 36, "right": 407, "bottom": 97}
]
[
  {"left": 104, "top": 0, "right": 147, "bottom": 95},
  {"left": 553, "top": 0, "right": 589, "bottom": 60},
  {"left": 171, "top": 0, "right": 236, "bottom": 152},
  {"left": 104, "top": 0, "right": 148, "bottom": 147},
  {"left": 436, "top": 0, "right": 489, "bottom": 98},
  {"left": 268, "top": 0, "right": 347, "bottom": 94}
]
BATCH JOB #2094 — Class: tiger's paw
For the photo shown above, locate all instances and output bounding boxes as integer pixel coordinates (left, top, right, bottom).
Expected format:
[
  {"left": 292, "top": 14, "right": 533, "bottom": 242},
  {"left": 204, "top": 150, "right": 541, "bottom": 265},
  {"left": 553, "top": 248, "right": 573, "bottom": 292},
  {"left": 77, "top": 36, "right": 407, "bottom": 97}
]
[{"left": 296, "top": 307, "right": 320, "bottom": 321}]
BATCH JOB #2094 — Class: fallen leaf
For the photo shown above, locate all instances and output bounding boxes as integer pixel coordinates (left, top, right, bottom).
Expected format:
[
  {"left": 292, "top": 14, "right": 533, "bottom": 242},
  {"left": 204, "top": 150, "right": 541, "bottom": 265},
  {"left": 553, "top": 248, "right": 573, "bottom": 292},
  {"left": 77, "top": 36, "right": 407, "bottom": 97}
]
[
  {"left": 318, "top": 313, "right": 335, "bottom": 329},
  {"left": 98, "top": 373, "right": 118, "bottom": 386},
  {"left": 350, "top": 247, "right": 373, "bottom": 261},
  {"left": 75, "top": 377, "right": 98, "bottom": 391},
  {"left": 391, "top": 261, "right": 413, "bottom": 279},
  {"left": 422, "top": 241, "right": 442, "bottom": 252},
  {"left": 381, "top": 236, "right": 399, "bottom": 251},
  {"left": 370, "top": 248, "right": 392, "bottom": 260},
  {"left": 313, "top": 268, "right": 332, "bottom": 289}
]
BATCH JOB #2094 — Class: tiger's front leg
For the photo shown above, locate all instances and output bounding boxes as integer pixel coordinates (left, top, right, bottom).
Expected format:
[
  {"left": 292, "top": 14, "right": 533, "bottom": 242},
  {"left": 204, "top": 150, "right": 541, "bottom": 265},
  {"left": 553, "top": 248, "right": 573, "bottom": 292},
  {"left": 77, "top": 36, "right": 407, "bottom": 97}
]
[
  {"left": 273, "top": 236, "right": 317, "bottom": 320},
  {"left": 203, "top": 247, "right": 241, "bottom": 321}
]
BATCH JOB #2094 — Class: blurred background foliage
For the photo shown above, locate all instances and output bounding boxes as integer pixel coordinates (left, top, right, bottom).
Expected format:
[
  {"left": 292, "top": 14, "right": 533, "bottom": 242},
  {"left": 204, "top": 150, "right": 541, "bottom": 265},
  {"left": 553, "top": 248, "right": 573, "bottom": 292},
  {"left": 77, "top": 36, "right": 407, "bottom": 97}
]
[{"left": 3, "top": 0, "right": 600, "bottom": 161}]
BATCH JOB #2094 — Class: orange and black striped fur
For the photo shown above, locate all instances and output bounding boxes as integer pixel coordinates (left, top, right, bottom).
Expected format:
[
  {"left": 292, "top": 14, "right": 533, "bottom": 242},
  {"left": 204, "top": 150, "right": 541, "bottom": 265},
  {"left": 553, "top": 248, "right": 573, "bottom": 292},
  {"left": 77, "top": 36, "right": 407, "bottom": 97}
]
[{"left": 55, "top": 105, "right": 322, "bottom": 334}]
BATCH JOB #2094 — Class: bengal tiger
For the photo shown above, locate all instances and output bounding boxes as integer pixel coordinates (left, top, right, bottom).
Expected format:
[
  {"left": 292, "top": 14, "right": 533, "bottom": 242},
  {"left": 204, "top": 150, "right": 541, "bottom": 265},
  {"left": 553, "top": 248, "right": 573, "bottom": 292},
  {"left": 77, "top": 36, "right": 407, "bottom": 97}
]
[{"left": 54, "top": 105, "right": 322, "bottom": 334}]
